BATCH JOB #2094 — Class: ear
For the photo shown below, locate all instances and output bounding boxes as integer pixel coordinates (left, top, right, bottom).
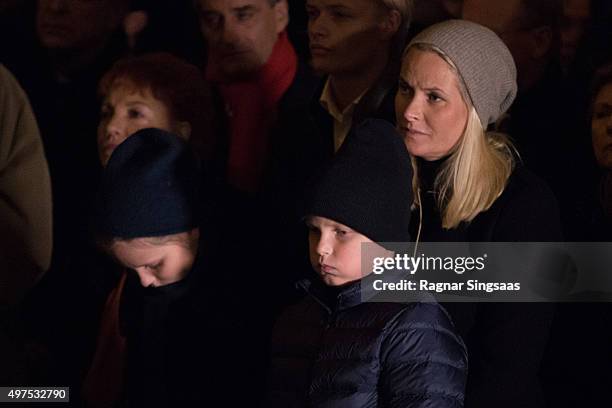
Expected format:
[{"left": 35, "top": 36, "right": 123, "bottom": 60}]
[
  {"left": 530, "top": 26, "right": 553, "bottom": 59},
  {"left": 187, "top": 228, "right": 200, "bottom": 253},
  {"left": 175, "top": 121, "right": 192, "bottom": 140},
  {"left": 273, "top": 0, "right": 290, "bottom": 34},
  {"left": 190, "top": 228, "right": 200, "bottom": 241},
  {"left": 379, "top": 9, "right": 402, "bottom": 41}
]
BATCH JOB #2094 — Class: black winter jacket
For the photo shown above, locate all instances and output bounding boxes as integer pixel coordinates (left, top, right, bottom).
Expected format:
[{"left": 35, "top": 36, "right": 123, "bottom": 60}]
[
  {"left": 412, "top": 158, "right": 562, "bottom": 408},
  {"left": 268, "top": 279, "right": 467, "bottom": 407},
  {"left": 119, "top": 250, "right": 263, "bottom": 407}
]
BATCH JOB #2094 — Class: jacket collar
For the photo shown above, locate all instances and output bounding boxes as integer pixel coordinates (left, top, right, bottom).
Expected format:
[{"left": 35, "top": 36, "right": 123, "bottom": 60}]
[{"left": 297, "top": 278, "right": 370, "bottom": 314}]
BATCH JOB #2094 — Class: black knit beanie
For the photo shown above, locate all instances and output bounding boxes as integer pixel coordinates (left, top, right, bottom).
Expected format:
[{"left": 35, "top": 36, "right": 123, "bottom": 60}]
[
  {"left": 305, "top": 119, "right": 413, "bottom": 245},
  {"left": 95, "top": 128, "right": 200, "bottom": 239}
]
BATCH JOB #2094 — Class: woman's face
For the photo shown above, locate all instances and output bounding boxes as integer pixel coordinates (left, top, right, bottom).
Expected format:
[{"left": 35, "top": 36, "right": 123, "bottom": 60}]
[
  {"left": 97, "top": 83, "right": 174, "bottom": 166},
  {"left": 592, "top": 82, "right": 612, "bottom": 170},
  {"left": 395, "top": 48, "right": 469, "bottom": 161},
  {"left": 110, "top": 232, "right": 197, "bottom": 288},
  {"left": 306, "top": 0, "right": 389, "bottom": 76}
]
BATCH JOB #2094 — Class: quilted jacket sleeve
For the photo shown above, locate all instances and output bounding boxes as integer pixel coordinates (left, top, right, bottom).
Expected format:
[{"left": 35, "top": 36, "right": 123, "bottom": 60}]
[{"left": 379, "top": 302, "right": 468, "bottom": 408}]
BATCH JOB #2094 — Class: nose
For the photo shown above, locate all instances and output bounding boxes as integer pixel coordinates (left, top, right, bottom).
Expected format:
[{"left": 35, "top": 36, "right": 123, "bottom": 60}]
[
  {"left": 104, "top": 114, "right": 124, "bottom": 142},
  {"left": 316, "top": 233, "right": 333, "bottom": 257},
  {"left": 220, "top": 18, "right": 240, "bottom": 47},
  {"left": 135, "top": 269, "right": 157, "bottom": 288},
  {"left": 402, "top": 94, "right": 422, "bottom": 123},
  {"left": 308, "top": 13, "right": 329, "bottom": 41}
]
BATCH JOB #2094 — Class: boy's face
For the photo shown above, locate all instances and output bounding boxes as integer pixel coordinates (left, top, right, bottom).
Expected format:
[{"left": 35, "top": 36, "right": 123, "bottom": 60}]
[
  {"left": 110, "top": 231, "right": 197, "bottom": 287},
  {"left": 97, "top": 82, "right": 175, "bottom": 166},
  {"left": 307, "top": 215, "right": 373, "bottom": 286}
]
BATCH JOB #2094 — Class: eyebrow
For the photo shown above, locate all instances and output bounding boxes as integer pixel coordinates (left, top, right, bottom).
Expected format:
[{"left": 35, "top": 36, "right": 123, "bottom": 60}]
[
  {"left": 398, "top": 76, "right": 410, "bottom": 85},
  {"left": 123, "top": 100, "right": 151, "bottom": 106},
  {"left": 325, "top": 3, "right": 351, "bottom": 9},
  {"left": 135, "top": 259, "right": 162, "bottom": 268},
  {"left": 307, "top": 2, "right": 351, "bottom": 11},
  {"left": 399, "top": 76, "right": 447, "bottom": 94},
  {"left": 233, "top": 5, "right": 256, "bottom": 13},
  {"left": 326, "top": 4, "right": 353, "bottom": 14},
  {"left": 424, "top": 87, "right": 447, "bottom": 94},
  {"left": 327, "top": 220, "right": 353, "bottom": 230}
]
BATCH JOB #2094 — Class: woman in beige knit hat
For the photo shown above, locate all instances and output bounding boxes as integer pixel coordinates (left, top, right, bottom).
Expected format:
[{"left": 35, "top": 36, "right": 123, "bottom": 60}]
[{"left": 395, "top": 20, "right": 562, "bottom": 408}]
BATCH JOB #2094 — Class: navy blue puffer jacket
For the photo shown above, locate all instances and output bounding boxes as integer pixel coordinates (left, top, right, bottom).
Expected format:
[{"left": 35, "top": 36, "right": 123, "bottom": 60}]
[{"left": 268, "top": 279, "right": 467, "bottom": 407}]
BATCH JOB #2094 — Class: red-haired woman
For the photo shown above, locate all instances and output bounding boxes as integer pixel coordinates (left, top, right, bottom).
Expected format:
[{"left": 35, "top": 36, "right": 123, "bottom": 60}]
[{"left": 96, "top": 52, "right": 214, "bottom": 166}]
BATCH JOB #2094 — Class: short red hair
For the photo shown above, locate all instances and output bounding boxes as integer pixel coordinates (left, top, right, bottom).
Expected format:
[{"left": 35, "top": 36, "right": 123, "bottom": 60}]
[{"left": 98, "top": 52, "right": 214, "bottom": 160}]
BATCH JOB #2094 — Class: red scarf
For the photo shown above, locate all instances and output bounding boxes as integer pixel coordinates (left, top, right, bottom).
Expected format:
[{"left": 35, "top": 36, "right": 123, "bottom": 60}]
[
  {"left": 82, "top": 273, "right": 127, "bottom": 406},
  {"left": 207, "top": 31, "right": 297, "bottom": 192}
]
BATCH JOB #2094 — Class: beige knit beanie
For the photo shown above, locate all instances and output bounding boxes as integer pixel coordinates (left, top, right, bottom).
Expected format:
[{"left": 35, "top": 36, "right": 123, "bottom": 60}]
[{"left": 407, "top": 19, "right": 517, "bottom": 127}]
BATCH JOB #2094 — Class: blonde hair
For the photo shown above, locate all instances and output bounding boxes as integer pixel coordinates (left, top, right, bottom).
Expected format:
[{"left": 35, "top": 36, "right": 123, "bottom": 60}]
[
  {"left": 408, "top": 44, "right": 516, "bottom": 229},
  {"left": 379, "top": 0, "right": 413, "bottom": 59},
  {"left": 379, "top": 0, "right": 413, "bottom": 27}
]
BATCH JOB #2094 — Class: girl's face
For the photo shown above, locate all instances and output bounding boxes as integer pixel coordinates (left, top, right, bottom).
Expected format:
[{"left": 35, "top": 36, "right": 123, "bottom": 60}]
[
  {"left": 97, "top": 83, "right": 174, "bottom": 166},
  {"left": 592, "top": 82, "right": 612, "bottom": 170},
  {"left": 110, "top": 231, "right": 198, "bottom": 288},
  {"left": 395, "top": 48, "right": 469, "bottom": 161},
  {"left": 307, "top": 215, "right": 374, "bottom": 286},
  {"left": 306, "top": 0, "right": 391, "bottom": 76}
]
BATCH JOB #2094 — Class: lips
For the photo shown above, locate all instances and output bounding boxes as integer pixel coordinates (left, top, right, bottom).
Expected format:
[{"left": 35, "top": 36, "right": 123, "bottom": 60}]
[
  {"left": 219, "top": 48, "right": 250, "bottom": 59},
  {"left": 319, "top": 263, "right": 336, "bottom": 274},
  {"left": 310, "top": 44, "right": 332, "bottom": 56},
  {"left": 101, "top": 144, "right": 118, "bottom": 158},
  {"left": 39, "top": 22, "right": 70, "bottom": 36},
  {"left": 400, "top": 126, "right": 430, "bottom": 137}
]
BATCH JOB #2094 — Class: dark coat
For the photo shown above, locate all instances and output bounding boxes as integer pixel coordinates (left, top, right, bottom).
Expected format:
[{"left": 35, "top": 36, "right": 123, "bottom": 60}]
[
  {"left": 413, "top": 158, "right": 563, "bottom": 243},
  {"left": 541, "top": 301, "right": 612, "bottom": 408},
  {"left": 411, "top": 158, "right": 562, "bottom": 408},
  {"left": 119, "top": 251, "right": 261, "bottom": 407},
  {"left": 566, "top": 173, "right": 612, "bottom": 241},
  {"left": 501, "top": 63, "right": 578, "bottom": 203},
  {"left": 268, "top": 279, "right": 468, "bottom": 408},
  {"left": 208, "top": 58, "right": 321, "bottom": 315},
  {"left": 208, "top": 58, "right": 321, "bottom": 197},
  {"left": 541, "top": 178, "right": 612, "bottom": 407},
  {"left": 309, "top": 67, "right": 399, "bottom": 163}
]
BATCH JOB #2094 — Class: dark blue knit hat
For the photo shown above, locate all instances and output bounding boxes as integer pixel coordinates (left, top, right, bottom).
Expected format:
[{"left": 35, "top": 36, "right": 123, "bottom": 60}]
[
  {"left": 305, "top": 119, "right": 413, "bottom": 245},
  {"left": 95, "top": 128, "right": 200, "bottom": 239}
]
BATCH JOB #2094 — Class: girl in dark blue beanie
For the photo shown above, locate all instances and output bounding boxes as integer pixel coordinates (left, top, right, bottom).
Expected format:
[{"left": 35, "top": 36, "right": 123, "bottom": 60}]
[{"left": 88, "top": 128, "right": 257, "bottom": 407}]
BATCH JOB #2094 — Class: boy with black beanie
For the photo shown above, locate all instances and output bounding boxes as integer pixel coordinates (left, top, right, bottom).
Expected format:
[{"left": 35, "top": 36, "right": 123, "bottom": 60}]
[{"left": 267, "top": 119, "right": 468, "bottom": 407}]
